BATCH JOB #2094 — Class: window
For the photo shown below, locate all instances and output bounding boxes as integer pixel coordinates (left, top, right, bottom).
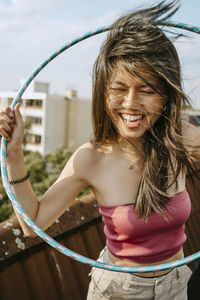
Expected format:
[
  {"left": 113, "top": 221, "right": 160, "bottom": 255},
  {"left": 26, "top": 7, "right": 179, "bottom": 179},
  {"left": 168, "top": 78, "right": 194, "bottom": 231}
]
[
  {"left": 26, "top": 99, "right": 34, "bottom": 106},
  {"left": 26, "top": 134, "right": 42, "bottom": 144},
  {"left": 35, "top": 135, "right": 41, "bottom": 143},
  {"left": 35, "top": 100, "right": 42, "bottom": 107},
  {"left": 26, "top": 116, "right": 42, "bottom": 125},
  {"left": 34, "top": 117, "right": 42, "bottom": 124},
  {"left": 26, "top": 99, "right": 42, "bottom": 108}
]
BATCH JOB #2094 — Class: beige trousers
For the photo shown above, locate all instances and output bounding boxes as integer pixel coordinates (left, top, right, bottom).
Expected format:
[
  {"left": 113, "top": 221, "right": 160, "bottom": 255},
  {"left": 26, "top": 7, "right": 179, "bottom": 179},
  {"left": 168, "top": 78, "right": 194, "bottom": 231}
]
[{"left": 87, "top": 247, "right": 192, "bottom": 300}]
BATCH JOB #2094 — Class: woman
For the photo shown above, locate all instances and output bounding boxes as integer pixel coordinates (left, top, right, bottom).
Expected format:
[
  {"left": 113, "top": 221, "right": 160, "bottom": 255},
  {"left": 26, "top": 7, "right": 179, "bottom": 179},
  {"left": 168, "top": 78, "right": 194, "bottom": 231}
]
[{"left": 0, "top": 1, "right": 199, "bottom": 299}]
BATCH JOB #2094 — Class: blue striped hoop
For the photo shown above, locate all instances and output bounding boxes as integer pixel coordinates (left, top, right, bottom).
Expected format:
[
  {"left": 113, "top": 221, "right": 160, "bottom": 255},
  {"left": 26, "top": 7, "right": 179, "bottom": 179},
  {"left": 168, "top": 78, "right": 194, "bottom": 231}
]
[{"left": 1, "top": 20, "right": 200, "bottom": 273}]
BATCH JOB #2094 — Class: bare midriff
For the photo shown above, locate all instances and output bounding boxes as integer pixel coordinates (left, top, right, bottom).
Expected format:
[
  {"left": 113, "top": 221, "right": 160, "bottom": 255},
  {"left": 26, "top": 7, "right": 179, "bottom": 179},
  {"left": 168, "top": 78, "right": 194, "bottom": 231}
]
[{"left": 108, "top": 248, "right": 184, "bottom": 277}]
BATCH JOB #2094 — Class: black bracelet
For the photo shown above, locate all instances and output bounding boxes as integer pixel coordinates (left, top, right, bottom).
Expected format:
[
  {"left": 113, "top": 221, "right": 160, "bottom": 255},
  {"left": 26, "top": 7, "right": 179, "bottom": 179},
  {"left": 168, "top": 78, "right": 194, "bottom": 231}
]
[{"left": 9, "top": 172, "right": 30, "bottom": 185}]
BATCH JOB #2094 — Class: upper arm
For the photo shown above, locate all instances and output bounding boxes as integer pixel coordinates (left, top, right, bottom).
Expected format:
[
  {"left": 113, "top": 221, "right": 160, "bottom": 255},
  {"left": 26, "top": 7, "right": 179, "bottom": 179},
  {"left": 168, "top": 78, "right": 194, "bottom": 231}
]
[
  {"left": 182, "top": 120, "right": 200, "bottom": 160},
  {"left": 35, "top": 143, "right": 95, "bottom": 230}
]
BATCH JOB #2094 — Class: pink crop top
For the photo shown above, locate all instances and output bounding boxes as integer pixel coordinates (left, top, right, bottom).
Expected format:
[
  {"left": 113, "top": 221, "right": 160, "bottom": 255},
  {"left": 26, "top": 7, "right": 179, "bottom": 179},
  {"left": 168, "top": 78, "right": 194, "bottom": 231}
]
[{"left": 99, "top": 188, "right": 191, "bottom": 263}]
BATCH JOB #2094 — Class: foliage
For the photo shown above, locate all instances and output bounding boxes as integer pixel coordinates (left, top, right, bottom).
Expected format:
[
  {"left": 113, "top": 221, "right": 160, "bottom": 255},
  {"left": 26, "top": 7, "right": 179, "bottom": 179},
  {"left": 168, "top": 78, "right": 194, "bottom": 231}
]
[
  {"left": 0, "top": 147, "right": 91, "bottom": 222},
  {"left": 0, "top": 183, "right": 13, "bottom": 221}
]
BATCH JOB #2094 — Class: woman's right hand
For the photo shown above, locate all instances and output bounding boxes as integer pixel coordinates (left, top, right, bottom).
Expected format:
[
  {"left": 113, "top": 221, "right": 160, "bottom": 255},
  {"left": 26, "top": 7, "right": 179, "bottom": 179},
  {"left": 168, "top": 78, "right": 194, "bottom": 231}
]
[{"left": 0, "top": 103, "right": 24, "bottom": 154}]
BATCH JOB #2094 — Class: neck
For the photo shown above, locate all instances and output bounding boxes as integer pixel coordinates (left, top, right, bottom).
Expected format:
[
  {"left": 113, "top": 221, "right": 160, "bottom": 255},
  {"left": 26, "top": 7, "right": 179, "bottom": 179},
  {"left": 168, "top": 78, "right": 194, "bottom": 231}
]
[{"left": 117, "top": 136, "right": 144, "bottom": 159}]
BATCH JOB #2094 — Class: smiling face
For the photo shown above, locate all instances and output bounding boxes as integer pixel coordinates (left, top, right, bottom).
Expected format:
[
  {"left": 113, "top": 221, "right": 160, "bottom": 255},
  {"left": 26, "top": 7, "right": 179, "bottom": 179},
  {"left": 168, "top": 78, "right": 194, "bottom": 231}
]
[{"left": 106, "top": 65, "right": 167, "bottom": 141}]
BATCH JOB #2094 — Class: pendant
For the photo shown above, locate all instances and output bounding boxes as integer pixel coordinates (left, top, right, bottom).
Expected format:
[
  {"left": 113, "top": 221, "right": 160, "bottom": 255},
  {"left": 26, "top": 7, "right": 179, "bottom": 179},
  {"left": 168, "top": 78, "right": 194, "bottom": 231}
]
[{"left": 128, "top": 162, "right": 133, "bottom": 169}]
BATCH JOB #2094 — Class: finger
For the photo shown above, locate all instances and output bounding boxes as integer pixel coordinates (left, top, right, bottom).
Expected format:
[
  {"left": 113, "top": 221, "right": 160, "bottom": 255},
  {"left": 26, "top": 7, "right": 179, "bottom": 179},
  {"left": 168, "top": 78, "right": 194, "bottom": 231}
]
[
  {"left": 14, "top": 103, "right": 21, "bottom": 112},
  {"left": 0, "top": 111, "right": 14, "bottom": 124},
  {"left": 13, "top": 104, "right": 24, "bottom": 127},
  {"left": 0, "top": 110, "right": 15, "bottom": 124},
  {"left": 4, "top": 107, "right": 14, "bottom": 121},
  {"left": 4, "top": 106, "right": 12, "bottom": 114},
  {"left": 0, "top": 119, "right": 13, "bottom": 135},
  {"left": 0, "top": 128, "right": 11, "bottom": 141}
]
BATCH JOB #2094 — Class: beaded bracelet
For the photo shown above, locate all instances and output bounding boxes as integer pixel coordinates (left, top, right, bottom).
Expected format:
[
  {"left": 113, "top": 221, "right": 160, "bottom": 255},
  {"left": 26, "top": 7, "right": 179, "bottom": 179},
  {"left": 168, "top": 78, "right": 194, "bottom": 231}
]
[{"left": 9, "top": 172, "right": 30, "bottom": 185}]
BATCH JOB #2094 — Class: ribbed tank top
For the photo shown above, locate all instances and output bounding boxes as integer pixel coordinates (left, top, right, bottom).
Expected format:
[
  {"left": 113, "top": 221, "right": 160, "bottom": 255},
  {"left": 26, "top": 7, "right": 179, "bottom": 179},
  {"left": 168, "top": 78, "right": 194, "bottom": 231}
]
[{"left": 99, "top": 188, "right": 191, "bottom": 263}]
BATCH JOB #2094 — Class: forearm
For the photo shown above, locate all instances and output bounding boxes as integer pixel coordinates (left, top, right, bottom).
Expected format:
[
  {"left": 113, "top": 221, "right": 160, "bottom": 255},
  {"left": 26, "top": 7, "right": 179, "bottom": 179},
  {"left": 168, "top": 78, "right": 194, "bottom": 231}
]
[{"left": 7, "top": 149, "right": 39, "bottom": 236}]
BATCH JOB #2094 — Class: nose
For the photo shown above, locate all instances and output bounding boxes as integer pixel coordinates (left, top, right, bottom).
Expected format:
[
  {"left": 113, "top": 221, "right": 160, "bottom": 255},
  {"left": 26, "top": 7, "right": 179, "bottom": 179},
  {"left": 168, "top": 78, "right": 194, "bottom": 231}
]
[{"left": 122, "top": 88, "right": 138, "bottom": 109}]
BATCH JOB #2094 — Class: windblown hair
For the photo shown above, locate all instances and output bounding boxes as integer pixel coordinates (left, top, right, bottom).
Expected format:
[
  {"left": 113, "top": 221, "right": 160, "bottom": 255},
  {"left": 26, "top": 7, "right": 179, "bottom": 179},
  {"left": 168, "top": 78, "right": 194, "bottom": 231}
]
[{"left": 91, "top": 0, "right": 197, "bottom": 220}]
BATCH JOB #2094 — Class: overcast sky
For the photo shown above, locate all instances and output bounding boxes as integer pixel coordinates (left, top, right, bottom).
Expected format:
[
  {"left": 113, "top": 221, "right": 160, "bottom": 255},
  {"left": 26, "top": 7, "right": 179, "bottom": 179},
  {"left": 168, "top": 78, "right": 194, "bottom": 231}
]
[{"left": 0, "top": 0, "right": 200, "bottom": 107}]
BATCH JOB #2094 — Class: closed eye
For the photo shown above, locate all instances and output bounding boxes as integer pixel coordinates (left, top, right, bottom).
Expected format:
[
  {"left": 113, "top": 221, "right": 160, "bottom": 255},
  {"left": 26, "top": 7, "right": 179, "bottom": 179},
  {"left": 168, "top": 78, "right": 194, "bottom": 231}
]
[
  {"left": 110, "top": 88, "right": 127, "bottom": 92},
  {"left": 140, "top": 90, "right": 155, "bottom": 95}
]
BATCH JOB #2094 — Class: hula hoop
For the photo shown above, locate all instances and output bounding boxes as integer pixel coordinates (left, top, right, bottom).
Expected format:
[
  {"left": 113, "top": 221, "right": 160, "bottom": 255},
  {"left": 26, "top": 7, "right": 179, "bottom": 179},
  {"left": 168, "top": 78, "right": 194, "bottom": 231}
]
[{"left": 1, "top": 20, "right": 200, "bottom": 273}]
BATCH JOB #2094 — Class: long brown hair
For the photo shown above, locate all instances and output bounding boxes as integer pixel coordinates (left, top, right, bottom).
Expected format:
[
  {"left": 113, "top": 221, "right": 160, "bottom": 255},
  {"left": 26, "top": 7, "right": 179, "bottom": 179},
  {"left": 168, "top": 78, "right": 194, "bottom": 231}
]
[{"left": 92, "top": 1, "right": 197, "bottom": 220}]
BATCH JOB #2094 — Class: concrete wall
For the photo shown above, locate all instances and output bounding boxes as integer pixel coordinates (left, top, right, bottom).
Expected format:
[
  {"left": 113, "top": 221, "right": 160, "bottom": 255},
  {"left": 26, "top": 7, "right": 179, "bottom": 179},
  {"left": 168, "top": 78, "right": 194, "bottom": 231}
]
[{"left": 65, "top": 99, "right": 92, "bottom": 151}]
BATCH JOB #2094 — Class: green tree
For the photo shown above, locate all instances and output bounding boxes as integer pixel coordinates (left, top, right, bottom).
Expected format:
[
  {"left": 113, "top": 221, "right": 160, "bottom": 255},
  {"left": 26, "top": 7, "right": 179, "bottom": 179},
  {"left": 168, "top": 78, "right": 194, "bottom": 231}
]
[
  {"left": 0, "top": 147, "right": 91, "bottom": 222},
  {"left": 0, "top": 183, "right": 13, "bottom": 221}
]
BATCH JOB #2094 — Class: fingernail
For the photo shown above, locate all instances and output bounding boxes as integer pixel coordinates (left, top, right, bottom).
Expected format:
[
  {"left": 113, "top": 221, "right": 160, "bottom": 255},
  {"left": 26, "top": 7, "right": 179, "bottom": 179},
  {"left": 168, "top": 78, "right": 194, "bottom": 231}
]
[
  {"left": 8, "top": 113, "right": 14, "bottom": 120},
  {"left": 8, "top": 112, "right": 13, "bottom": 117}
]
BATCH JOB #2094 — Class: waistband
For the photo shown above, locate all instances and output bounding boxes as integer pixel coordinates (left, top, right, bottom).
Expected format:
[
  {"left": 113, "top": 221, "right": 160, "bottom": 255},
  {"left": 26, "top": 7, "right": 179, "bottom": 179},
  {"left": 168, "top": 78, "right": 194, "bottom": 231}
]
[{"left": 100, "top": 247, "right": 189, "bottom": 283}]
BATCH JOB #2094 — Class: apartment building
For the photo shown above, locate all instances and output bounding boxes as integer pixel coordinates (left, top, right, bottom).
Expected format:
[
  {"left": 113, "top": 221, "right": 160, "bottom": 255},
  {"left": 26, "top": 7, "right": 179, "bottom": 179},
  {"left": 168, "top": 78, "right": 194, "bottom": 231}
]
[{"left": 0, "top": 81, "right": 92, "bottom": 154}]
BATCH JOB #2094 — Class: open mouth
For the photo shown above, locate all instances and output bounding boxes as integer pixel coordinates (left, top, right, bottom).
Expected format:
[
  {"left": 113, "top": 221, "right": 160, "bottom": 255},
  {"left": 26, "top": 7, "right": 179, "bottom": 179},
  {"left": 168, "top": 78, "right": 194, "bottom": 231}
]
[{"left": 120, "top": 113, "right": 144, "bottom": 128}]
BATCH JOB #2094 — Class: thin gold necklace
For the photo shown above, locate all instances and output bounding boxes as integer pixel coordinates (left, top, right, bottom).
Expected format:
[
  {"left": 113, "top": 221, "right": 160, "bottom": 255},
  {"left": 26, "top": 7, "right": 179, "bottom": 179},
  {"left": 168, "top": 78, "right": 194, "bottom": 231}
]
[
  {"left": 116, "top": 139, "right": 143, "bottom": 170},
  {"left": 117, "top": 145, "right": 140, "bottom": 170},
  {"left": 128, "top": 160, "right": 134, "bottom": 169}
]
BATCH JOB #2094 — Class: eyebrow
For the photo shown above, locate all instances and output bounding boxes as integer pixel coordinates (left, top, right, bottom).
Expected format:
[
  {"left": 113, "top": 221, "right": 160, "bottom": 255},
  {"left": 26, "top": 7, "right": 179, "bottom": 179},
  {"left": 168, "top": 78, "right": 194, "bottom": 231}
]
[
  {"left": 111, "top": 81, "right": 127, "bottom": 86},
  {"left": 111, "top": 81, "right": 150, "bottom": 88}
]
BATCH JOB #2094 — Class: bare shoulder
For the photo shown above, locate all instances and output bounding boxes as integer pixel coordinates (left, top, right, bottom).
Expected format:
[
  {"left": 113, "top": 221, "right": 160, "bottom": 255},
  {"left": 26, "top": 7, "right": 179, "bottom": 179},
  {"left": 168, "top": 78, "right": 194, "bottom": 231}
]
[
  {"left": 57, "top": 142, "right": 101, "bottom": 182},
  {"left": 73, "top": 142, "right": 100, "bottom": 167},
  {"left": 182, "top": 120, "right": 200, "bottom": 140},
  {"left": 182, "top": 120, "right": 200, "bottom": 160}
]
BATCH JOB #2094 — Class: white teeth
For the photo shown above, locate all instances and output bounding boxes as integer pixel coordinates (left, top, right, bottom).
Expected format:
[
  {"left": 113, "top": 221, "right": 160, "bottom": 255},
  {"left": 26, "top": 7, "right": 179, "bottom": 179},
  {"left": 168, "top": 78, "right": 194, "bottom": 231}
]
[{"left": 121, "top": 114, "right": 143, "bottom": 121}]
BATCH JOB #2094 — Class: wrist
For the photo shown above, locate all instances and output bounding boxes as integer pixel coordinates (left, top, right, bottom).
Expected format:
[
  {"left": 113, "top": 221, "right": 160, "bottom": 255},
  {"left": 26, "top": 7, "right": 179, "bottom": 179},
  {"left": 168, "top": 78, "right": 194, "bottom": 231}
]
[
  {"left": 6, "top": 146, "right": 23, "bottom": 163},
  {"left": 9, "top": 171, "right": 30, "bottom": 185}
]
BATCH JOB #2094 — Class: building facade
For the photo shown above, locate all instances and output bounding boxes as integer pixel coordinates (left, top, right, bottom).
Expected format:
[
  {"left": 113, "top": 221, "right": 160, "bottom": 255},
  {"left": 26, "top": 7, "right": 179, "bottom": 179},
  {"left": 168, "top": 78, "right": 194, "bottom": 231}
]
[{"left": 0, "top": 81, "right": 92, "bottom": 154}]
